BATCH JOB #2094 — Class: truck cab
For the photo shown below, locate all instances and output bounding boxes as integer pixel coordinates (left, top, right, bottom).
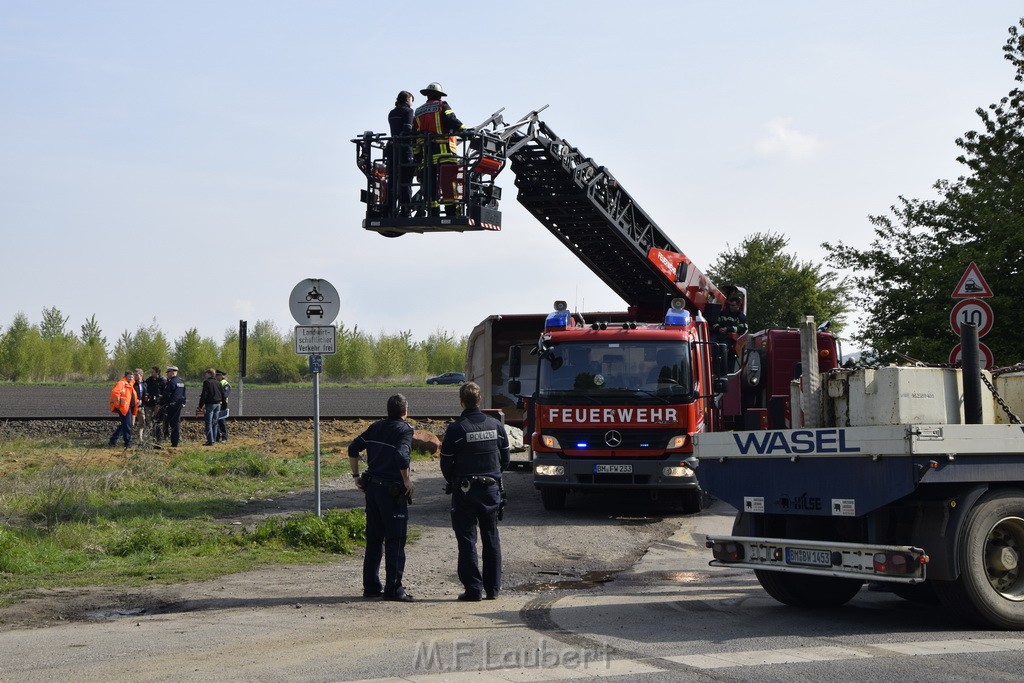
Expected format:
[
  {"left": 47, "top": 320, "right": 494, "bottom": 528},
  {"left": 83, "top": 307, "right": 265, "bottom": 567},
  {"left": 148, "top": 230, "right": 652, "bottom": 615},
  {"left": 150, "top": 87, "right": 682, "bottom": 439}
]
[{"left": 510, "top": 300, "right": 721, "bottom": 512}]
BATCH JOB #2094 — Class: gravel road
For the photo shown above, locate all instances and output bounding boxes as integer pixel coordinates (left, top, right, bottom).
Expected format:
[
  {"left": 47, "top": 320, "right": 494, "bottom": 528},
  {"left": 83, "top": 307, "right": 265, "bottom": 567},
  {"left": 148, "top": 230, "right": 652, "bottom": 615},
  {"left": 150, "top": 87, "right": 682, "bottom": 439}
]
[{"left": 0, "top": 385, "right": 464, "bottom": 419}]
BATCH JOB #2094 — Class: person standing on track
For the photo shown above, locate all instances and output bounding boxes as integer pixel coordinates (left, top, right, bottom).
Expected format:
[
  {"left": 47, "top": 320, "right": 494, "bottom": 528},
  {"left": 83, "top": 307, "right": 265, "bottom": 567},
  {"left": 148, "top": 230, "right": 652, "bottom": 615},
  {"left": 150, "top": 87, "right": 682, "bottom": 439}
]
[
  {"left": 108, "top": 370, "right": 137, "bottom": 449},
  {"left": 161, "top": 366, "right": 187, "bottom": 448}
]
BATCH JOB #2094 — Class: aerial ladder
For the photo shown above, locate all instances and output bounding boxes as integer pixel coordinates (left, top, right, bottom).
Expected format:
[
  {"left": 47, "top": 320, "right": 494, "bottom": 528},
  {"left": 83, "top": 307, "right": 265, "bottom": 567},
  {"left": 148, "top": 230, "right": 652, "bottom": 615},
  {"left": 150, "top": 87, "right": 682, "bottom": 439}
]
[{"left": 353, "top": 108, "right": 727, "bottom": 321}]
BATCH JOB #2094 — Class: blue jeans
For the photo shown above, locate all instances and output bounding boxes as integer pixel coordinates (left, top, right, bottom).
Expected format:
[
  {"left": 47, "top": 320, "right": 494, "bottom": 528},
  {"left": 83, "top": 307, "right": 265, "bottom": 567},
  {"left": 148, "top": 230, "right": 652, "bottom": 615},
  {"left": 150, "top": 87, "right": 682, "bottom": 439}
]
[
  {"left": 109, "top": 411, "right": 133, "bottom": 447},
  {"left": 204, "top": 403, "right": 220, "bottom": 444}
]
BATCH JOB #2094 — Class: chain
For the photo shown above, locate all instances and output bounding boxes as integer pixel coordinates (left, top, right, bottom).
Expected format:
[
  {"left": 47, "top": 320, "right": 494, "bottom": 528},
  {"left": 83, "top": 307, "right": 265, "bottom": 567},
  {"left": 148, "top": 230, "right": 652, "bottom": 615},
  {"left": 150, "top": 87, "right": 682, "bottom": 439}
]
[{"left": 980, "top": 372, "right": 1023, "bottom": 424}]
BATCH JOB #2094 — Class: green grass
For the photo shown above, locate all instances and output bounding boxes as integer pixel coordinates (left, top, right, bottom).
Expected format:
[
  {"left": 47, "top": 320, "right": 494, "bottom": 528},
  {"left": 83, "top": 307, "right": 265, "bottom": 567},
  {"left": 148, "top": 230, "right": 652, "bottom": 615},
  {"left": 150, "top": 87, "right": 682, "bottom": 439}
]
[{"left": 0, "top": 441, "right": 367, "bottom": 596}]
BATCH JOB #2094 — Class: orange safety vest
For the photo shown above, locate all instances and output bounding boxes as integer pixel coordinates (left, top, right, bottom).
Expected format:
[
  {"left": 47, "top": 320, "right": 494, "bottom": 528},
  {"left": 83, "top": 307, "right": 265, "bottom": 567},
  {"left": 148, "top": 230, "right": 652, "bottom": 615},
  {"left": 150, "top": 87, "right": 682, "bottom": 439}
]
[{"left": 109, "top": 377, "right": 136, "bottom": 416}]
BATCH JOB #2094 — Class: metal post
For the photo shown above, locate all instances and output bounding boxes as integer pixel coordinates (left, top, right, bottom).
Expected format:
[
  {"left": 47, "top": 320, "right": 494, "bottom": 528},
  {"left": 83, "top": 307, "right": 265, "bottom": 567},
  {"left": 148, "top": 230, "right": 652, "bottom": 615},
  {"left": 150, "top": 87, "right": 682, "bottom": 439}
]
[
  {"left": 961, "top": 323, "right": 983, "bottom": 425},
  {"left": 311, "top": 354, "right": 322, "bottom": 517}
]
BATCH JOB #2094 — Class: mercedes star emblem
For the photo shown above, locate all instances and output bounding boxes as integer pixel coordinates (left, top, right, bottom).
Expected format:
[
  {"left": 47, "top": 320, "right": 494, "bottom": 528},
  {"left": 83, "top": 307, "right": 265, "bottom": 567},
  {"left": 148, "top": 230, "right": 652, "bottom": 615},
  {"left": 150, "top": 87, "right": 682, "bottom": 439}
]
[{"left": 605, "top": 430, "right": 622, "bottom": 447}]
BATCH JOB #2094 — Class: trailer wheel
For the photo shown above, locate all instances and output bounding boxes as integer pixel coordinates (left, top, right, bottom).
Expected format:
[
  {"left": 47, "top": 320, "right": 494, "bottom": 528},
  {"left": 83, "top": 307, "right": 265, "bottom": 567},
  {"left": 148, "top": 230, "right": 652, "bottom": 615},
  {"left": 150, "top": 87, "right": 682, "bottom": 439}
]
[
  {"left": 933, "top": 489, "right": 1024, "bottom": 630},
  {"left": 540, "top": 488, "right": 567, "bottom": 511},
  {"left": 754, "top": 570, "right": 863, "bottom": 608}
]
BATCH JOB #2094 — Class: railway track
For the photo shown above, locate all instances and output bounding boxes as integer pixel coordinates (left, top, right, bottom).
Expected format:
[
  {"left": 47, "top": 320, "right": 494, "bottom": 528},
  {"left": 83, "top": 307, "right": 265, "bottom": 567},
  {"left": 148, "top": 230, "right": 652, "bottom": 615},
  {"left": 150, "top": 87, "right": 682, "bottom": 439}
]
[{"left": 0, "top": 385, "right": 465, "bottom": 420}]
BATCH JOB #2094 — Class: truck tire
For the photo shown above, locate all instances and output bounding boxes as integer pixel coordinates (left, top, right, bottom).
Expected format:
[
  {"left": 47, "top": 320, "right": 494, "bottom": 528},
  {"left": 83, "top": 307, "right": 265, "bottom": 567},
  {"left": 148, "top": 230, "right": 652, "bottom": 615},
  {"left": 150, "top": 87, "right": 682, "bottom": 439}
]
[
  {"left": 540, "top": 488, "right": 567, "bottom": 511},
  {"left": 932, "top": 489, "right": 1024, "bottom": 630},
  {"left": 755, "top": 570, "right": 863, "bottom": 608},
  {"left": 680, "top": 489, "right": 703, "bottom": 514}
]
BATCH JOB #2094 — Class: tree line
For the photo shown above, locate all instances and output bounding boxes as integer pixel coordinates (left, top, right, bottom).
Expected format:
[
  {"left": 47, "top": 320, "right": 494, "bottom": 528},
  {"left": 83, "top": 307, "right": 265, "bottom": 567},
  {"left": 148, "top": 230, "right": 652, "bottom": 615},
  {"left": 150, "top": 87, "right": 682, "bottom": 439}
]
[{"left": 0, "top": 311, "right": 466, "bottom": 383}]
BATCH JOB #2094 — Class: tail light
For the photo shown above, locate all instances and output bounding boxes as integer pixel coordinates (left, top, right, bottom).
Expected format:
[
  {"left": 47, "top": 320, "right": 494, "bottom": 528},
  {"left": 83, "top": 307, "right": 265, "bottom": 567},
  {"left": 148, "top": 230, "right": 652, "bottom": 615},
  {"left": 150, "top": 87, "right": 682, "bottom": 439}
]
[{"left": 708, "top": 541, "right": 744, "bottom": 562}]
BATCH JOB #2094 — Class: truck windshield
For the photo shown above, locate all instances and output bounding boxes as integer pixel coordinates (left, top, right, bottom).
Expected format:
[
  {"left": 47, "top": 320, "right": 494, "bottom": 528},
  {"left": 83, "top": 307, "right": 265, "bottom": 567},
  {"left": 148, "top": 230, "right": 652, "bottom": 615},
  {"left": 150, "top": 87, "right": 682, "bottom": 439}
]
[{"left": 538, "top": 341, "right": 693, "bottom": 401}]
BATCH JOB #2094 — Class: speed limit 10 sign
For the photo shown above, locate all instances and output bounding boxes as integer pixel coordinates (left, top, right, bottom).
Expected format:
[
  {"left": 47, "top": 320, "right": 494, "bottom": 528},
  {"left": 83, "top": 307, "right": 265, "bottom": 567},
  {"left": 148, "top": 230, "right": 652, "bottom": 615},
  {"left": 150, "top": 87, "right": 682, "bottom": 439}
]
[{"left": 949, "top": 298, "right": 994, "bottom": 338}]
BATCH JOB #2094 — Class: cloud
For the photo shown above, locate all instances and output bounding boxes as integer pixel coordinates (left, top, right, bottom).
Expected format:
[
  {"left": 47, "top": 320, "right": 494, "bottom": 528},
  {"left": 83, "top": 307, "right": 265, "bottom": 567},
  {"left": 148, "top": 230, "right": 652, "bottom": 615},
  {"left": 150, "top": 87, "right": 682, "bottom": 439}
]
[{"left": 754, "top": 118, "right": 819, "bottom": 160}]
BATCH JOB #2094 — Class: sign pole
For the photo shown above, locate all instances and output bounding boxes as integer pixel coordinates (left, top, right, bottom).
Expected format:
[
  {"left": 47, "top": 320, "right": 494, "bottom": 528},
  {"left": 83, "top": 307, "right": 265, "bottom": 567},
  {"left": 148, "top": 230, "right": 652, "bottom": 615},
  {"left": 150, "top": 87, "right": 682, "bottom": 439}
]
[
  {"left": 289, "top": 278, "right": 340, "bottom": 519},
  {"left": 311, "top": 354, "right": 322, "bottom": 517}
]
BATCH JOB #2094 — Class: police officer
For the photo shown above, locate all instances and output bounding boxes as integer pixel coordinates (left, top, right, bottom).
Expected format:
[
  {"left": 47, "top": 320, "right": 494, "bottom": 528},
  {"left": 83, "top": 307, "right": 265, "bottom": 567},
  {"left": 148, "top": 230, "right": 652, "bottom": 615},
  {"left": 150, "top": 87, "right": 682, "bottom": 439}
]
[
  {"left": 160, "top": 366, "right": 187, "bottom": 447},
  {"left": 440, "top": 382, "right": 510, "bottom": 601},
  {"left": 143, "top": 366, "right": 166, "bottom": 441},
  {"left": 349, "top": 394, "right": 416, "bottom": 602}
]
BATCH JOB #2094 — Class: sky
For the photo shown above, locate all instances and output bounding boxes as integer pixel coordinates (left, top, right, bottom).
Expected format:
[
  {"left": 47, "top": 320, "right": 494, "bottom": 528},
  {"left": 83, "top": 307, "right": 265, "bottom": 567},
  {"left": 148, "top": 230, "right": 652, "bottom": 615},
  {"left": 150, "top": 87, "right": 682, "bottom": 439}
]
[{"left": 1, "top": 2, "right": 1021, "bottom": 348}]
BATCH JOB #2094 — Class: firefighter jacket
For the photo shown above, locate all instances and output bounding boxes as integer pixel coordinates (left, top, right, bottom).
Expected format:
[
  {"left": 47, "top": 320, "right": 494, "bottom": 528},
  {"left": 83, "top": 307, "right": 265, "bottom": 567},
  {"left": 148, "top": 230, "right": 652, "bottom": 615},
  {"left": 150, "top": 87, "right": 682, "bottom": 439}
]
[
  {"left": 715, "top": 311, "right": 748, "bottom": 336},
  {"left": 414, "top": 98, "right": 465, "bottom": 164},
  {"left": 109, "top": 377, "right": 137, "bottom": 417},
  {"left": 439, "top": 407, "right": 511, "bottom": 481}
]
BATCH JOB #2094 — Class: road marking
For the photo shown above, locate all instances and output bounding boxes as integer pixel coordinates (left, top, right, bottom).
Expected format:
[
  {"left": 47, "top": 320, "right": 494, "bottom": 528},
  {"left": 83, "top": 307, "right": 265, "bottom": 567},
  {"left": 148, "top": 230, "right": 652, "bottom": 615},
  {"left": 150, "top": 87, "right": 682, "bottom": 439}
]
[{"left": 340, "top": 637, "right": 1024, "bottom": 681}]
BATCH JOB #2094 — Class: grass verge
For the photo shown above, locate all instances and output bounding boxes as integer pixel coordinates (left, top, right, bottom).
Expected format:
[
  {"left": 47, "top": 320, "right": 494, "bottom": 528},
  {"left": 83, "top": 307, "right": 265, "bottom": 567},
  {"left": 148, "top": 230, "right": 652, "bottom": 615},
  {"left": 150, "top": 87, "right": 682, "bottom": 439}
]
[{"left": 0, "top": 438, "right": 369, "bottom": 598}]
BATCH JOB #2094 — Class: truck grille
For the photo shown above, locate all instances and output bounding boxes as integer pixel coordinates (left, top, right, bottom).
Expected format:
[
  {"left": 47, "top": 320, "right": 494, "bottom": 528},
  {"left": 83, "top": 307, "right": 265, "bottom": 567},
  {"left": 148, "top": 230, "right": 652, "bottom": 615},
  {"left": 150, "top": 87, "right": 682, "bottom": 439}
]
[{"left": 545, "top": 428, "right": 679, "bottom": 451}]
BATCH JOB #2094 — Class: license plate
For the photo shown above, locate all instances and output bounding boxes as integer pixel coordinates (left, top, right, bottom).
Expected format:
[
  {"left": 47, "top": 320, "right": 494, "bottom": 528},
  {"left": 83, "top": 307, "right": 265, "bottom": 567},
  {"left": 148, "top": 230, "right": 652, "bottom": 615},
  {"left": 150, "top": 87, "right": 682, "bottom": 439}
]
[
  {"left": 785, "top": 547, "right": 832, "bottom": 567},
  {"left": 594, "top": 464, "right": 633, "bottom": 474}
]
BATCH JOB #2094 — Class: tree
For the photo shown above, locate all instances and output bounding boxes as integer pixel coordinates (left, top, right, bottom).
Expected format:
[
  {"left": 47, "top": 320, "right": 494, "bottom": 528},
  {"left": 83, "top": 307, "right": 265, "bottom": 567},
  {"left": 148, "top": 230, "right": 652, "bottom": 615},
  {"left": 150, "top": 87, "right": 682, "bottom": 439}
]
[
  {"left": 707, "top": 232, "right": 850, "bottom": 333},
  {"left": 825, "top": 19, "right": 1024, "bottom": 365},
  {"left": 75, "top": 314, "right": 108, "bottom": 379},
  {"left": 0, "top": 313, "right": 42, "bottom": 381}
]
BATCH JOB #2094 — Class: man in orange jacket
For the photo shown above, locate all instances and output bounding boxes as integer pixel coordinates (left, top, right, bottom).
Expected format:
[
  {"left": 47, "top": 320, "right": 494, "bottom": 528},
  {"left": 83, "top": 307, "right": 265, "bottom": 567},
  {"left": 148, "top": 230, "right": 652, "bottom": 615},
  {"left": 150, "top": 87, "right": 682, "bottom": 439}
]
[{"left": 109, "top": 370, "right": 137, "bottom": 448}]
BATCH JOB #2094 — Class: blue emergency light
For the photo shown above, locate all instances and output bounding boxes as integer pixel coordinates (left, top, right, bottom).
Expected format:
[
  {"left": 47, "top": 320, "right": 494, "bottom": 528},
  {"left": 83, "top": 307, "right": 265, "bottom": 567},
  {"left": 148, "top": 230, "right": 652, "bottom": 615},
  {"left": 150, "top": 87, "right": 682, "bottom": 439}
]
[
  {"left": 546, "top": 300, "right": 571, "bottom": 330},
  {"left": 664, "top": 308, "right": 691, "bottom": 327}
]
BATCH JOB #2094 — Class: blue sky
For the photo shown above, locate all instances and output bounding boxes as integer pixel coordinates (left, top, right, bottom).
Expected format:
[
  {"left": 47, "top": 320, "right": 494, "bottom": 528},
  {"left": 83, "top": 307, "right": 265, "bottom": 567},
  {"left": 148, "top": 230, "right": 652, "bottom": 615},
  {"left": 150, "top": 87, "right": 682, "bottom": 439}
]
[{"left": 1, "top": 2, "right": 1020, "bottom": 346}]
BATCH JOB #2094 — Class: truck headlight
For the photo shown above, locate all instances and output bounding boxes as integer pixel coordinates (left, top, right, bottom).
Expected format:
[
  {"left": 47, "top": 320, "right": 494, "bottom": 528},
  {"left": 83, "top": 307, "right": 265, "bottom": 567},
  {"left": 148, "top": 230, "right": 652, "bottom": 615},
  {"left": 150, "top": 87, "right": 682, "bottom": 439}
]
[
  {"left": 662, "top": 465, "right": 695, "bottom": 477},
  {"left": 535, "top": 465, "right": 565, "bottom": 476}
]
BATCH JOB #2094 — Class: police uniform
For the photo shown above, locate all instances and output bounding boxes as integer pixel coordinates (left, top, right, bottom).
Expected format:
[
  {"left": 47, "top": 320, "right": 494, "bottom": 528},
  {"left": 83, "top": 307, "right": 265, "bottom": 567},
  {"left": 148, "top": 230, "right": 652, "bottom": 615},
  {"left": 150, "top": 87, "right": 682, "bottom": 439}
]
[
  {"left": 161, "top": 369, "right": 187, "bottom": 447},
  {"left": 440, "top": 407, "right": 511, "bottom": 600},
  {"left": 348, "top": 417, "right": 414, "bottom": 599}
]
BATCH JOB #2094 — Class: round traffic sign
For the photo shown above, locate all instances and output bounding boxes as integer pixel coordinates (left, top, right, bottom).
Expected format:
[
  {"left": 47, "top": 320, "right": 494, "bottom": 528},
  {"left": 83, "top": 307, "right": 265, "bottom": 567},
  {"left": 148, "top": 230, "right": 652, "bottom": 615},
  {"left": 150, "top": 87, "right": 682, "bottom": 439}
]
[
  {"left": 289, "top": 278, "right": 340, "bottom": 325},
  {"left": 949, "top": 298, "right": 993, "bottom": 338},
  {"left": 948, "top": 342, "right": 994, "bottom": 369}
]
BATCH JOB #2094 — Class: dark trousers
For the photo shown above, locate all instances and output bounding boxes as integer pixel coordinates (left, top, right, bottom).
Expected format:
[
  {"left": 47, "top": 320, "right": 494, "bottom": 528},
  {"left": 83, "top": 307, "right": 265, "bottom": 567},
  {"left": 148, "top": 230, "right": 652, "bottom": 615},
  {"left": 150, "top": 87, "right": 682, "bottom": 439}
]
[
  {"left": 165, "top": 404, "right": 183, "bottom": 447},
  {"left": 451, "top": 484, "right": 501, "bottom": 596},
  {"left": 363, "top": 480, "right": 409, "bottom": 594},
  {"left": 385, "top": 144, "right": 414, "bottom": 216},
  {"left": 109, "top": 412, "right": 133, "bottom": 447}
]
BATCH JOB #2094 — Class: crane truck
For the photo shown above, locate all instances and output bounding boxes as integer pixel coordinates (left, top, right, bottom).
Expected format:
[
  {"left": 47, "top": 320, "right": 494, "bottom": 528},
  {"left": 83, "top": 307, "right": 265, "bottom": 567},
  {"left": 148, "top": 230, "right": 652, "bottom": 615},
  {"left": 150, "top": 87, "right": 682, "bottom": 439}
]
[
  {"left": 699, "top": 322, "right": 1024, "bottom": 630},
  {"left": 354, "top": 109, "right": 838, "bottom": 512}
]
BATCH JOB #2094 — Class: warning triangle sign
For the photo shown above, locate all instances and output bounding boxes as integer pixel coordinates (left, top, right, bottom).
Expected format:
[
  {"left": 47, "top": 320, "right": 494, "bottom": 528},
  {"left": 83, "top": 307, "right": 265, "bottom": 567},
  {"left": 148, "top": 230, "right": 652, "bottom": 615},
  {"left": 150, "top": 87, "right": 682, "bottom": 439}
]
[{"left": 951, "top": 262, "right": 993, "bottom": 299}]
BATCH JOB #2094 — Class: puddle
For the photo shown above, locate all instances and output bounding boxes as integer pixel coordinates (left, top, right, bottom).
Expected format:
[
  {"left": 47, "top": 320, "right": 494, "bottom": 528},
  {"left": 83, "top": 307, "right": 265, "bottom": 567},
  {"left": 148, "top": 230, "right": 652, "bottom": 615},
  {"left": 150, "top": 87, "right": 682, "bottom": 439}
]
[
  {"left": 516, "top": 569, "right": 621, "bottom": 592},
  {"left": 85, "top": 607, "right": 147, "bottom": 621}
]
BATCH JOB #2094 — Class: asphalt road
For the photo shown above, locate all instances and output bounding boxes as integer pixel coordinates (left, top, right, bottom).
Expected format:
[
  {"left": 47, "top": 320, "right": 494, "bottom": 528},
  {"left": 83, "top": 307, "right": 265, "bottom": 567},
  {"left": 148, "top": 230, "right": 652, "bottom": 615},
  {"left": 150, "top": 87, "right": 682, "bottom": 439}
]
[
  {"left": 0, "top": 385, "right": 464, "bottom": 419},
  {"left": 3, "top": 481, "right": 1023, "bottom": 682}
]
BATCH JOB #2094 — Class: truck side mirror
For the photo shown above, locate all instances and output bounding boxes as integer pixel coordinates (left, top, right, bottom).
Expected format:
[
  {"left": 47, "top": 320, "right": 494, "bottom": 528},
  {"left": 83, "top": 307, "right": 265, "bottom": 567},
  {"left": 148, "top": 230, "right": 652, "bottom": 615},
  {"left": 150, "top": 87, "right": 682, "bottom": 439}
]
[
  {"left": 711, "top": 342, "right": 730, "bottom": 392},
  {"left": 675, "top": 262, "right": 689, "bottom": 283},
  {"left": 508, "top": 345, "right": 521, "bottom": 378},
  {"left": 507, "top": 344, "right": 522, "bottom": 396}
]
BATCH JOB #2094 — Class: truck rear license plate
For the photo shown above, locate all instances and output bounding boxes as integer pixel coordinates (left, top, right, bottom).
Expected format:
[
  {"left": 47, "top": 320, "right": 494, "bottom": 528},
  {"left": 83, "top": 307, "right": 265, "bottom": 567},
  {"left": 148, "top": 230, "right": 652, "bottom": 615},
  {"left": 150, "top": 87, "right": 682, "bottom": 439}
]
[
  {"left": 785, "top": 547, "right": 832, "bottom": 567},
  {"left": 594, "top": 464, "right": 632, "bottom": 474}
]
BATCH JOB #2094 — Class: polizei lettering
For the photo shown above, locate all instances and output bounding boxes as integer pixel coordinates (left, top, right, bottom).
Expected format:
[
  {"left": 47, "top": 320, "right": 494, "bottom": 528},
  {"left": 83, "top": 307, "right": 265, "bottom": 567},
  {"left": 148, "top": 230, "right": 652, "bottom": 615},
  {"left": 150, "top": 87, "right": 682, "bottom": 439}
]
[
  {"left": 546, "top": 407, "right": 679, "bottom": 425},
  {"left": 732, "top": 429, "right": 861, "bottom": 455}
]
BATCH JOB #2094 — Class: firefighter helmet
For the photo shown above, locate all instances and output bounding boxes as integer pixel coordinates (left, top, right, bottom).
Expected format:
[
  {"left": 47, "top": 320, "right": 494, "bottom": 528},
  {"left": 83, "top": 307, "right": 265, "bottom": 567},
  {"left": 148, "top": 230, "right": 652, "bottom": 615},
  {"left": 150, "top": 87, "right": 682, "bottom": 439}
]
[{"left": 420, "top": 82, "right": 447, "bottom": 97}]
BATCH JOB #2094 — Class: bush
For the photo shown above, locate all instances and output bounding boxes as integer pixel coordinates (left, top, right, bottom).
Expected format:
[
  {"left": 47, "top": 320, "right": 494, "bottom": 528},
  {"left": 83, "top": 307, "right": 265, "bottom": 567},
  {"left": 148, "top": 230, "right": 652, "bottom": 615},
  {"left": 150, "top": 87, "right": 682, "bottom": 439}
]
[{"left": 248, "top": 509, "right": 365, "bottom": 553}]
